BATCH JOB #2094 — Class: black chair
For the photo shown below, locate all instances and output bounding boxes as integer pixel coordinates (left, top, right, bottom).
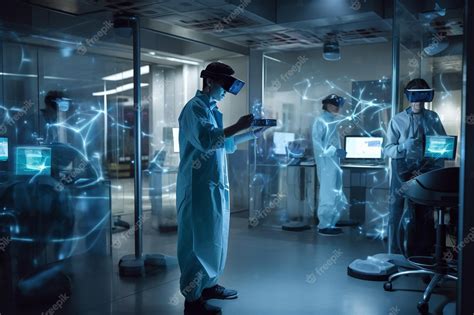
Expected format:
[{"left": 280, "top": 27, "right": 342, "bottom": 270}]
[
  {"left": 0, "top": 176, "right": 74, "bottom": 305},
  {"left": 383, "top": 167, "right": 458, "bottom": 314}
]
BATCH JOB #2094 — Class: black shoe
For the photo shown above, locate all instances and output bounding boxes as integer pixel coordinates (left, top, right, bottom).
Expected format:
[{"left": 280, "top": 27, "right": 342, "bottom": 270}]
[
  {"left": 318, "top": 227, "right": 343, "bottom": 236},
  {"left": 184, "top": 298, "right": 221, "bottom": 315},
  {"left": 202, "top": 284, "right": 238, "bottom": 300}
]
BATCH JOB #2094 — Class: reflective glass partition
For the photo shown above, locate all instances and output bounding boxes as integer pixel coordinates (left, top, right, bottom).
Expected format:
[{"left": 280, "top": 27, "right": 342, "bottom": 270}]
[
  {"left": 394, "top": 1, "right": 464, "bottom": 311},
  {"left": 397, "top": 1, "right": 464, "bottom": 165},
  {"left": 0, "top": 6, "right": 249, "bottom": 312},
  {"left": 252, "top": 33, "right": 393, "bottom": 236},
  {"left": 250, "top": 2, "right": 465, "bottom": 245},
  {"left": 396, "top": 0, "right": 464, "bottom": 283},
  {"left": 0, "top": 0, "right": 467, "bottom": 313},
  {"left": 0, "top": 25, "right": 118, "bottom": 312}
]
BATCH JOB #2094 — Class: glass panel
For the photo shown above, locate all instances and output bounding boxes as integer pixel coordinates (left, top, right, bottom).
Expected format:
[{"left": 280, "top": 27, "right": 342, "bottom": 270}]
[
  {"left": 0, "top": 8, "right": 249, "bottom": 312},
  {"left": 255, "top": 36, "right": 393, "bottom": 234},
  {"left": 0, "top": 23, "right": 118, "bottom": 313},
  {"left": 398, "top": 1, "right": 464, "bottom": 165},
  {"left": 0, "top": 42, "right": 39, "bottom": 145},
  {"left": 394, "top": 0, "right": 464, "bottom": 267}
]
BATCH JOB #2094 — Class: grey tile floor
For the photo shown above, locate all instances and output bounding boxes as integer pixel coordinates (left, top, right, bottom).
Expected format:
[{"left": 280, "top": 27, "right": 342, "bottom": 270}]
[{"left": 11, "top": 214, "right": 456, "bottom": 315}]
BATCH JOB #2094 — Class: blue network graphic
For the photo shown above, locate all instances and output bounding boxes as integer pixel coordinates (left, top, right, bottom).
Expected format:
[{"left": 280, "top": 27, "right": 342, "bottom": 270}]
[{"left": 251, "top": 76, "right": 393, "bottom": 239}]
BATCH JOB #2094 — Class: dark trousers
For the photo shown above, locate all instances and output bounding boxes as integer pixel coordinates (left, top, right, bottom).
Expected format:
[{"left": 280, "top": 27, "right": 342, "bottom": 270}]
[{"left": 389, "top": 159, "right": 438, "bottom": 255}]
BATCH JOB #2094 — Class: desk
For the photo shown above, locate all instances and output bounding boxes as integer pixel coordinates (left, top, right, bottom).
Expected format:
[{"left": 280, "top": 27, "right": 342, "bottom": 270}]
[
  {"left": 249, "top": 161, "right": 317, "bottom": 228},
  {"left": 147, "top": 168, "right": 178, "bottom": 232},
  {"left": 283, "top": 163, "right": 316, "bottom": 230},
  {"left": 341, "top": 164, "right": 389, "bottom": 237}
]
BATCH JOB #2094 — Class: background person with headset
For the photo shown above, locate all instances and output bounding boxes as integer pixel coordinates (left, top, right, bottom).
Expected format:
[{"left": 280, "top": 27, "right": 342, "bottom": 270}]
[{"left": 384, "top": 78, "right": 446, "bottom": 256}]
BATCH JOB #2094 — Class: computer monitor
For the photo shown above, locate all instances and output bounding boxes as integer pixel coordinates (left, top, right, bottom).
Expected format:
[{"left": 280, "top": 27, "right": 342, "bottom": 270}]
[
  {"left": 172, "top": 128, "right": 180, "bottom": 153},
  {"left": 15, "top": 146, "right": 52, "bottom": 176},
  {"left": 424, "top": 135, "right": 457, "bottom": 160},
  {"left": 0, "top": 138, "right": 8, "bottom": 161},
  {"left": 273, "top": 132, "right": 295, "bottom": 155},
  {"left": 344, "top": 136, "right": 384, "bottom": 159}
]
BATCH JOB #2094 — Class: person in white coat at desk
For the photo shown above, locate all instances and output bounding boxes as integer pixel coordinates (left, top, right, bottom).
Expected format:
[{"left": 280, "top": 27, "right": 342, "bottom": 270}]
[{"left": 312, "top": 94, "right": 348, "bottom": 236}]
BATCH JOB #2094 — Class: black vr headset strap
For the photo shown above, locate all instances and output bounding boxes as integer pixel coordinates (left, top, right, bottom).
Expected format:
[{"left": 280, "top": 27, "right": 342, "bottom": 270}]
[{"left": 201, "top": 70, "right": 230, "bottom": 81}]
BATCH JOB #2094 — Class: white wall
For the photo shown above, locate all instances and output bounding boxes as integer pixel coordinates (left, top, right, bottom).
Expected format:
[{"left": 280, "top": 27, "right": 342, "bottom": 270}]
[{"left": 149, "top": 64, "right": 199, "bottom": 164}]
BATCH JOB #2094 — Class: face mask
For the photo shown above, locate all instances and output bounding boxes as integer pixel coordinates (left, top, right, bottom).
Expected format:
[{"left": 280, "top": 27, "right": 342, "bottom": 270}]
[{"left": 55, "top": 98, "right": 72, "bottom": 112}]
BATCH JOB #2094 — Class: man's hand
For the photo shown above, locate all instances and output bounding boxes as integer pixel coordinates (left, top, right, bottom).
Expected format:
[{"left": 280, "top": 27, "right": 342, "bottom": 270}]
[
  {"left": 224, "top": 114, "right": 254, "bottom": 138},
  {"left": 236, "top": 114, "right": 254, "bottom": 131},
  {"left": 400, "top": 137, "right": 421, "bottom": 152}
]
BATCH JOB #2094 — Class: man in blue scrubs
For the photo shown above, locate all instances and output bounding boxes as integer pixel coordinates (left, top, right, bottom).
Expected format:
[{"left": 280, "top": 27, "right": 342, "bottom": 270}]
[{"left": 177, "top": 62, "right": 266, "bottom": 315}]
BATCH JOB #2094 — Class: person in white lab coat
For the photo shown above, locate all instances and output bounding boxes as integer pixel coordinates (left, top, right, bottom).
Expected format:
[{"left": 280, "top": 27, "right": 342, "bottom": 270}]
[
  {"left": 385, "top": 78, "right": 446, "bottom": 255},
  {"left": 312, "top": 94, "right": 348, "bottom": 236},
  {"left": 177, "top": 62, "right": 266, "bottom": 315}
]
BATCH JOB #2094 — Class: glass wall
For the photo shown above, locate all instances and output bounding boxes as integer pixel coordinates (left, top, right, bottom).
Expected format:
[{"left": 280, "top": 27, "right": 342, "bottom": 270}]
[
  {"left": 0, "top": 0, "right": 467, "bottom": 313},
  {"left": 250, "top": 0, "right": 465, "bottom": 245},
  {"left": 0, "top": 9, "right": 249, "bottom": 313},
  {"left": 251, "top": 40, "right": 393, "bottom": 235},
  {"left": 395, "top": 0, "right": 464, "bottom": 281},
  {"left": 0, "top": 28, "right": 118, "bottom": 313},
  {"left": 398, "top": 1, "right": 463, "bottom": 164}
]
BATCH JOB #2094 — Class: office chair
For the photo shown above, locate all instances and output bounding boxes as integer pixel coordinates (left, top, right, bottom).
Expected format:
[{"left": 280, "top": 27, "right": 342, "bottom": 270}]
[
  {"left": 0, "top": 176, "right": 74, "bottom": 305},
  {"left": 383, "top": 167, "right": 458, "bottom": 314}
]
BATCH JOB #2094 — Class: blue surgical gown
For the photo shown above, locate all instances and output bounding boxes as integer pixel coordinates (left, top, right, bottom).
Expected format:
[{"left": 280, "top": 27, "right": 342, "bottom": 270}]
[{"left": 176, "top": 91, "right": 236, "bottom": 301}]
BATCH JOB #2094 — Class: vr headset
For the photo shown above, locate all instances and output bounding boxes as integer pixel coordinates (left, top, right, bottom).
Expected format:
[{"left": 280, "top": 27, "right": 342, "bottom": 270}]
[
  {"left": 322, "top": 94, "right": 345, "bottom": 107},
  {"left": 404, "top": 88, "right": 434, "bottom": 103},
  {"left": 200, "top": 69, "right": 245, "bottom": 95}
]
